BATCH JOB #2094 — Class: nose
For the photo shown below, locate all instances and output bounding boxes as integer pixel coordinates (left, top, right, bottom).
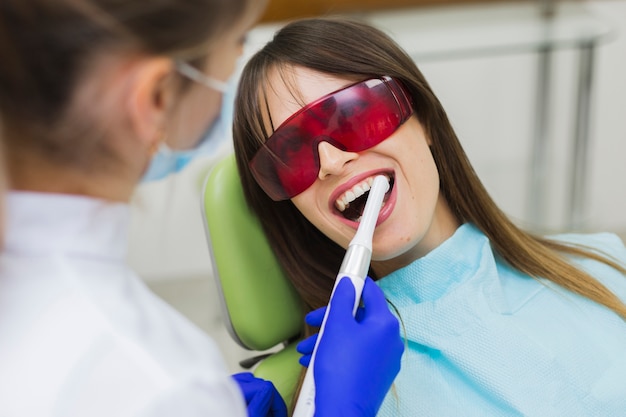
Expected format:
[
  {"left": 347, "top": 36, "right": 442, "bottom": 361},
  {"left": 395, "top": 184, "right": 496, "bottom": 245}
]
[{"left": 317, "top": 141, "right": 358, "bottom": 180}]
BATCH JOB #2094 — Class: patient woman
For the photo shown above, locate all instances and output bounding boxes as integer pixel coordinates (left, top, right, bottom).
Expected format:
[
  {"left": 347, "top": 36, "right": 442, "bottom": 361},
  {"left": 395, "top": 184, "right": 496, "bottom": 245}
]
[{"left": 232, "top": 17, "right": 626, "bottom": 416}]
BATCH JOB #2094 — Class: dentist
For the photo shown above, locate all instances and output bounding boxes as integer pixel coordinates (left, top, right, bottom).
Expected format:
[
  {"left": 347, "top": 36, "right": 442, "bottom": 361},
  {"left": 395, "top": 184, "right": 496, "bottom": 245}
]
[{"left": 0, "top": 1, "right": 403, "bottom": 417}]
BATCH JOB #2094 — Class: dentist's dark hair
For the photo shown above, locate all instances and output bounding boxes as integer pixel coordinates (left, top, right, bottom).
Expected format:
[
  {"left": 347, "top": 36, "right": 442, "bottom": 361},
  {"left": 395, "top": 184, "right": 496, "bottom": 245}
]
[
  {"left": 0, "top": 0, "right": 249, "bottom": 166},
  {"left": 233, "top": 17, "right": 626, "bottom": 321}
]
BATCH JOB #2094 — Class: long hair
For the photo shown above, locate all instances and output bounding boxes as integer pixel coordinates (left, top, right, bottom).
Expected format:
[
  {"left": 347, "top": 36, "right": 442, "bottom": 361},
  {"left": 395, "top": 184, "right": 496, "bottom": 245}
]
[
  {"left": 233, "top": 17, "right": 626, "bottom": 319},
  {"left": 0, "top": 0, "right": 252, "bottom": 166}
]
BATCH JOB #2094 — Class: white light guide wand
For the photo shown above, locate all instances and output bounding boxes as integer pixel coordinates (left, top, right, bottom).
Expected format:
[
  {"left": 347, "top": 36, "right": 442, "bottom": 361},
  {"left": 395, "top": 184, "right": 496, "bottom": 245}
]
[{"left": 292, "top": 175, "right": 390, "bottom": 417}]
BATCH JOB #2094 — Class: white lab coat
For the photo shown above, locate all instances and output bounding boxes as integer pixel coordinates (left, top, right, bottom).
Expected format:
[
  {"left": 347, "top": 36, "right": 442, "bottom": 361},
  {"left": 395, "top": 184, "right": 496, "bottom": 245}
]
[{"left": 0, "top": 191, "right": 247, "bottom": 417}]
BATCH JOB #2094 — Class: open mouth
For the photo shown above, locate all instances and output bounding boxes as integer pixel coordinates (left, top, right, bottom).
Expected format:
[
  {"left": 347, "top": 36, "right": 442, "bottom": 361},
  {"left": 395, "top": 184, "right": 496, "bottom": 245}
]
[{"left": 335, "top": 174, "right": 394, "bottom": 222}]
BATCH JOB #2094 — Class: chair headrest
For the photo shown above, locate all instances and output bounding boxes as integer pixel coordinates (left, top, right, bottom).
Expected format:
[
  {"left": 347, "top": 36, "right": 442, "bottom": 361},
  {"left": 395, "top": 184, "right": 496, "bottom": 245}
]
[{"left": 202, "top": 154, "right": 303, "bottom": 350}]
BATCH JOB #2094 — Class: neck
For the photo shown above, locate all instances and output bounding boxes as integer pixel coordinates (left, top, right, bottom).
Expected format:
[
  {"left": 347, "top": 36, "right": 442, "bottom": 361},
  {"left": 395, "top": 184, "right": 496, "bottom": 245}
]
[{"left": 7, "top": 147, "right": 138, "bottom": 202}]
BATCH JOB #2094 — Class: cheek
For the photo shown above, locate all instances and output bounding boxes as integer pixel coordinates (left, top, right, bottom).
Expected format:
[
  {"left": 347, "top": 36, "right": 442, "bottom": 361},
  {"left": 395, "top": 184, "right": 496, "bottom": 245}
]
[
  {"left": 167, "top": 89, "right": 220, "bottom": 149},
  {"left": 373, "top": 145, "right": 440, "bottom": 259},
  {"left": 206, "top": 43, "right": 241, "bottom": 81},
  {"left": 404, "top": 143, "right": 440, "bottom": 217},
  {"left": 291, "top": 192, "right": 319, "bottom": 227},
  {"left": 292, "top": 191, "right": 346, "bottom": 246}
]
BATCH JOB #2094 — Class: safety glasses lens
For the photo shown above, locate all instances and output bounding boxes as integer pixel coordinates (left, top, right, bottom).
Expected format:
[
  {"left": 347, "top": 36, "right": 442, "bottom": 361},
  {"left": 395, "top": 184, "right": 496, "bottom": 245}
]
[{"left": 250, "top": 76, "right": 412, "bottom": 200}]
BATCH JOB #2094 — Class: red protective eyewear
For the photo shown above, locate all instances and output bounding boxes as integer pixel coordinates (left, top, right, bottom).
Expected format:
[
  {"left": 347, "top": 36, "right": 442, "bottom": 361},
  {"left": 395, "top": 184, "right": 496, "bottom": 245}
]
[{"left": 249, "top": 76, "right": 413, "bottom": 201}]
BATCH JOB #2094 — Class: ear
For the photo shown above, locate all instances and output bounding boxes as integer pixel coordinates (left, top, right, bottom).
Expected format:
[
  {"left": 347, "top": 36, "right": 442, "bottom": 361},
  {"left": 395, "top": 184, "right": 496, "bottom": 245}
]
[{"left": 125, "top": 57, "right": 176, "bottom": 149}]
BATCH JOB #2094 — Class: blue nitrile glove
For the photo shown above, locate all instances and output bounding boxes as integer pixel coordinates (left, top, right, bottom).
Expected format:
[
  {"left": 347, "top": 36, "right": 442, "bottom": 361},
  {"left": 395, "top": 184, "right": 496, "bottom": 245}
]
[
  {"left": 297, "top": 277, "right": 404, "bottom": 417},
  {"left": 231, "top": 372, "right": 287, "bottom": 417}
]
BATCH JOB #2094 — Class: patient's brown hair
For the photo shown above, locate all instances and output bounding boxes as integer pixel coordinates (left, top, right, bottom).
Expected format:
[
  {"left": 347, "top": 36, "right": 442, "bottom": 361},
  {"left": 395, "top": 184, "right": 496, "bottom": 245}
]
[{"left": 234, "top": 17, "right": 626, "bottom": 322}]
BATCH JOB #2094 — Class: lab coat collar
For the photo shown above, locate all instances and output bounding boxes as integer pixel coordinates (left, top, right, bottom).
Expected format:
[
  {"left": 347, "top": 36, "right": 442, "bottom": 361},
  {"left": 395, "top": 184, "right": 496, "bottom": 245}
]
[{"left": 4, "top": 191, "right": 130, "bottom": 260}]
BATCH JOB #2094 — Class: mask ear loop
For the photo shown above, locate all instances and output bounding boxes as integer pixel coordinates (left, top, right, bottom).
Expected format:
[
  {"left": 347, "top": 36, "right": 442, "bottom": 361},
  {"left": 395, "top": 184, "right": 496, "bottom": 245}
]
[{"left": 175, "top": 60, "right": 229, "bottom": 93}]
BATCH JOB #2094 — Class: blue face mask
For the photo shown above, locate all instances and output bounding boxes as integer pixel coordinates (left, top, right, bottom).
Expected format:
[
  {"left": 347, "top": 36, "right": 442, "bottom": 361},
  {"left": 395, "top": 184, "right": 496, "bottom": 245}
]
[{"left": 141, "top": 61, "right": 237, "bottom": 182}]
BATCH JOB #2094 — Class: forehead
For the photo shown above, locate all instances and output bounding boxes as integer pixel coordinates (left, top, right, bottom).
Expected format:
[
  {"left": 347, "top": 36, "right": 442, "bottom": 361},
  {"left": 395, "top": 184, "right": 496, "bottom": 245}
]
[{"left": 264, "top": 66, "right": 355, "bottom": 130}]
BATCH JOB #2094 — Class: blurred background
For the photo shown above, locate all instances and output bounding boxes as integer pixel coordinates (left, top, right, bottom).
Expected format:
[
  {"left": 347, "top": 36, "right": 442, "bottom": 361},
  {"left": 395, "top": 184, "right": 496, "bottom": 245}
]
[{"left": 128, "top": 0, "right": 626, "bottom": 372}]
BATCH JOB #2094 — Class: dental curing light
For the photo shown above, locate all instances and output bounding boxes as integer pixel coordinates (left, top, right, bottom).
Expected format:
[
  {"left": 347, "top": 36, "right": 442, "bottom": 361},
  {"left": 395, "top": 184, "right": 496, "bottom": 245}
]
[{"left": 292, "top": 175, "right": 390, "bottom": 417}]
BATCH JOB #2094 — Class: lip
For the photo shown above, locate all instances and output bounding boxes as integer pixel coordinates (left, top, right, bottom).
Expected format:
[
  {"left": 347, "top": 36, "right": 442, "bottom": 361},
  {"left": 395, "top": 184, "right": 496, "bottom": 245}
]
[{"left": 329, "top": 169, "right": 396, "bottom": 229}]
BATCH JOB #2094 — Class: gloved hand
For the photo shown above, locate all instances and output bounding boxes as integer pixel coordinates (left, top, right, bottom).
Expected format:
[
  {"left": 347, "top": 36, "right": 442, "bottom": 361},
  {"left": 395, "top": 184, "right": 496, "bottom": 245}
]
[
  {"left": 231, "top": 372, "right": 287, "bottom": 417},
  {"left": 297, "top": 277, "right": 404, "bottom": 417}
]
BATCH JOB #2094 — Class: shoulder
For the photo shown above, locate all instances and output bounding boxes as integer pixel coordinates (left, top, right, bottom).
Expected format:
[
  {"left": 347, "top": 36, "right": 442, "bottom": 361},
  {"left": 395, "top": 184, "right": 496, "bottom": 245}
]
[
  {"left": 549, "top": 231, "right": 626, "bottom": 301},
  {"left": 549, "top": 231, "right": 626, "bottom": 263},
  {"left": 0, "top": 266, "right": 238, "bottom": 416},
  {"left": 0, "top": 310, "right": 242, "bottom": 417}
]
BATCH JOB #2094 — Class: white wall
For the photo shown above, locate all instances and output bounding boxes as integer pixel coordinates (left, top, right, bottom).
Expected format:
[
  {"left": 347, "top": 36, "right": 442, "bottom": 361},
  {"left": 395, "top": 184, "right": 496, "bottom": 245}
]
[
  {"left": 364, "top": 0, "right": 626, "bottom": 233},
  {"left": 128, "top": 0, "right": 626, "bottom": 372},
  {"left": 585, "top": 0, "right": 626, "bottom": 233}
]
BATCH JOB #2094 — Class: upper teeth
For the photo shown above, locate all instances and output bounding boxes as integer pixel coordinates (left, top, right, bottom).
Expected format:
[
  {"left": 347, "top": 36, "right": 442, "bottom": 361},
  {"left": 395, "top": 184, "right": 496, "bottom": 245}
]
[{"left": 335, "top": 177, "right": 378, "bottom": 212}]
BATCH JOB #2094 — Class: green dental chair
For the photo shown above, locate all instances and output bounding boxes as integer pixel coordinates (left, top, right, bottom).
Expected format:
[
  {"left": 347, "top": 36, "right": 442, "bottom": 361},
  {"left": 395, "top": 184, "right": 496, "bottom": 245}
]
[{"left": 201, "top": 153, "right": 304, "bottom": 408}]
